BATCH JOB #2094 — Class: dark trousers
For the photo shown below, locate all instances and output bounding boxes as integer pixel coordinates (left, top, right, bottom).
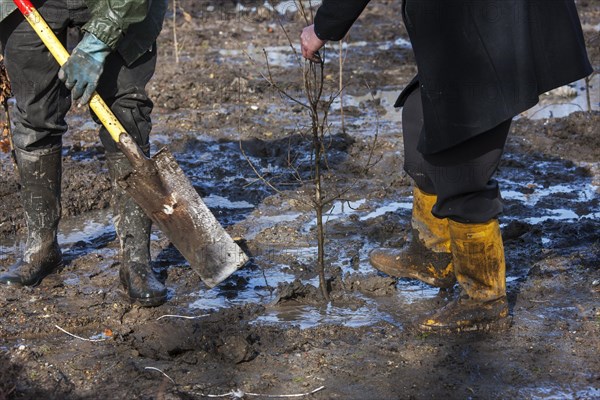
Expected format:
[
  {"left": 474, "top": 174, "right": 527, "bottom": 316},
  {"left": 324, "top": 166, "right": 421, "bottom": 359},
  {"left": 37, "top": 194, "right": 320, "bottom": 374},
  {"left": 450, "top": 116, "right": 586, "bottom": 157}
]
[
  {"left": 0, "top": 0, "right": 156, "bottom": 153},
  {"left": 402, "top": 88, "right": 512, "bottom": 223}
]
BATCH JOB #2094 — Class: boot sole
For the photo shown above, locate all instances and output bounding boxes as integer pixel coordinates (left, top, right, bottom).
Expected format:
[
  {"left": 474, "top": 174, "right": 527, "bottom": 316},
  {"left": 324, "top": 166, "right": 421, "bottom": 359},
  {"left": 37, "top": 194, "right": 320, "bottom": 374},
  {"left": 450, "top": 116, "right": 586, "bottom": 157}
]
[
  {"left": 417, "top": 315, "right": 513, "bottom": 334},
  {"left": 119, "top": 268, "right": 168, "bottom": 308},
  {"left": 370, "top": 258, "right": 456, "bottom": 289},
  {"left": 0, "top": 261, "right": 64, "bottom": 287},
  {"left": 120, "top": 284, "right": 167, "bottom": 308},
  {"left": 129, "top": 294, "right": 167, "bottom": 307}
]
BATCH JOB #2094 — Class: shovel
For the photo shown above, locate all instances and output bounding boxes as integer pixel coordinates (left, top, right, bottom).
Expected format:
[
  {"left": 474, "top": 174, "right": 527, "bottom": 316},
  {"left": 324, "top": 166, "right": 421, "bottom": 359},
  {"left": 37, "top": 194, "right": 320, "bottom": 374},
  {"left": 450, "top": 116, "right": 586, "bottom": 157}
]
[{"left": 14, "top": 0, "right": 249, "bottom": 287}]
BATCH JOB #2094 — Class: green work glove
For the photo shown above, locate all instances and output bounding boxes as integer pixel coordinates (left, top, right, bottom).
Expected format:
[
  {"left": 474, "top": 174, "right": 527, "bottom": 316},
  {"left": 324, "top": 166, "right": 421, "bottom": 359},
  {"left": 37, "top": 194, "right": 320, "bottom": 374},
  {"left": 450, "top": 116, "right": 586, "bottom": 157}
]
[{"left": 58, "top": 32, "right": 111, "bottom": 106}]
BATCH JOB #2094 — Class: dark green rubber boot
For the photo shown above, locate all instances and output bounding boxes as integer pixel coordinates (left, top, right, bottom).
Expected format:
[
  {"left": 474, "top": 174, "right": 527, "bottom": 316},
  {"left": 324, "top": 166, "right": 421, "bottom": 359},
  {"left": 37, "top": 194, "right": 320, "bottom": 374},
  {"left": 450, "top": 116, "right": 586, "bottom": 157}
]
[
  {"left": 0, "top": 147, "right": 63, "bottom": 286},
  {"left": 106, "top": 151, "right": 167, "bottom": 307}
]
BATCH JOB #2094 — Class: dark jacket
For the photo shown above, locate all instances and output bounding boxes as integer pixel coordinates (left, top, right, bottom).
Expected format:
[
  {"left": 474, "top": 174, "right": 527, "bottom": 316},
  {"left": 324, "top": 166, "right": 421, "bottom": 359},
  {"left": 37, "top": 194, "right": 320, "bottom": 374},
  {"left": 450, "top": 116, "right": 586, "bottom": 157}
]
[
  {"left": 0, "top": 0, "right": 166, "bottom": 66},
  {"left": 314, "top": 0, "right": 593, "bottom": 154}
]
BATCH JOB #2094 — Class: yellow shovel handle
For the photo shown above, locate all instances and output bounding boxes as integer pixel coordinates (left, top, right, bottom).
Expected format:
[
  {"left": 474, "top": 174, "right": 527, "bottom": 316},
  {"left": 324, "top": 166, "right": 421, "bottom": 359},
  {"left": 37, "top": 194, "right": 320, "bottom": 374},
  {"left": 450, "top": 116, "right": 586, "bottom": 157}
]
[{"left": 17, "top": 5, "right": 124, "bottom": 143}]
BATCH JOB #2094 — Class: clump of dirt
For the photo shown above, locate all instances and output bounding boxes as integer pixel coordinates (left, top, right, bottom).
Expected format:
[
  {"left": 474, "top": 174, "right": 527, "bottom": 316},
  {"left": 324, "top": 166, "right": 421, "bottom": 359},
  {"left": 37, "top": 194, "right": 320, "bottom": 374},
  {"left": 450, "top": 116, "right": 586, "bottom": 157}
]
[
  {"left": 127, "top": 305, "right": 261, "bottom": 365},
  {"left": 273, "top": 278, "right": 323, "bottom": 305},
  {"left": 344, "top": 273, "right": 397, "bottom": 297},
  {"left": 510, "top": 111, "right": 600, "bottom": 162},
  {"left": 0, "top": 351, "right": 18, "bottom": 400}
]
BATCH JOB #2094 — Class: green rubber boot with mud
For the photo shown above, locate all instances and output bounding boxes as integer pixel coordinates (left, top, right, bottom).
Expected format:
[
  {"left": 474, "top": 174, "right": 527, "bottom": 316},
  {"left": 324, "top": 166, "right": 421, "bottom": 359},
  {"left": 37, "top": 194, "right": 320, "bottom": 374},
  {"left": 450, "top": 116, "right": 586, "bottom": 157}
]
[
  {"left": 418, "top": 219, "right": 511, "bottom": 333},
  {"left": 369, "top": 188, "right": 455, "bottom": 288},
  {"left": 0, "top": 147, "right": 63, "bottom": 286},
  {"left": 107, "top": 151, "right": 167, "bottom": 307}
]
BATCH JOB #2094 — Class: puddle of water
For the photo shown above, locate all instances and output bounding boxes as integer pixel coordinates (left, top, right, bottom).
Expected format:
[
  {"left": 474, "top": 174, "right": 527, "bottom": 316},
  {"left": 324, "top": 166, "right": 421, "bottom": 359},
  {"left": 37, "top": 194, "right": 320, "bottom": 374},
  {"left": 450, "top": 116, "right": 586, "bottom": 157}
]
[
  {"left": 359, "top": 201, "right": 412, "bottom": 221},
  {"left": 303, "top": 199, "right": 367, "bottom": 232},
  {"left": 521, "top": 209, "right": 580, "bottom": 225},
  {"left": 518, "top": 385, "right": 600, "bottom": 400},
  {"left": 499, "top": 155, "right": 599, "bottom": 224},
  {"left": 500, "top": 179, "right": 598, "bottom": 207},
  {"left": 219, "top": 45, "right": 301, "bottom": 69},
  {"left": 57, "top": 209, "right": 114, "bottom": 245},
  {"left": 304, "top": 198, "right": 412, "bottom": 233},
  {"left": 188, "top": 266, "right": 294, "bottom": 310},
  {"left": 255, "top": 302, "right": 398, "bottom": 329},
  {"left": 203, "top": 194, "right": 254, "bottom": 210},
  {"left": 395, "top": 280, "right": 444, "bottom": 305},
  {"left": 520, "top": 75, "right": 600, "bottom": 120},
  {"left": 333, "top": 89, "right": 403, "bottom": 123},
  {"left": 219, "top": 38, "right": 411, "bottom": 69}
]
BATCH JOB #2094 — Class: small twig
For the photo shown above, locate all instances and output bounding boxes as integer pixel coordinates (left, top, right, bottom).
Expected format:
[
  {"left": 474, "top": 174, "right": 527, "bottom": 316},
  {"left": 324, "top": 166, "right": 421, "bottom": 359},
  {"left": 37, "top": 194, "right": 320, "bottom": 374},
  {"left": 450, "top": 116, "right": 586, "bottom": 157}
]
[
  {"left": 525, "top": 102, "right": 585, "bottom": 119},
  {"left": 144, "top": 367, "right": 176, "bottom": 384},
  {"left": 156, "top": 314, "right": 209, "bottom": 321},
  {"left": 173, "top": 0, "right": 179, "bottom": 63},
  {"left": 241, "top": 49, "right": 308, "bottom": 109},
  {"left": 361, "top": 80, "right": 381, "bottom": 172},
  {"left": 54, "top": 324, "right": 106, "bottom": 342},
  {"left": 338, "top": 38, "right": 347, "bottom": 134},
  {"left": 584, "top": 74, "right": 592, "bottom": 111},
  {"left": 239, "top": 141, "right": 285, "bottom": 195},
  {"left": 203, "top": 385, "right": 326, "bottom": 398}
]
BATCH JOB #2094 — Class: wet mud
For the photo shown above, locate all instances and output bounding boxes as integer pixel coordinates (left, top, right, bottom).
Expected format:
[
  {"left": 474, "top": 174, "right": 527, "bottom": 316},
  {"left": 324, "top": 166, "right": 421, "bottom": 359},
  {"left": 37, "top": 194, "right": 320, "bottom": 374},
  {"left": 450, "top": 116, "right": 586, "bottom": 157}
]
[{"left": 1, "top": 1, "right": 599, "bottom": 399}]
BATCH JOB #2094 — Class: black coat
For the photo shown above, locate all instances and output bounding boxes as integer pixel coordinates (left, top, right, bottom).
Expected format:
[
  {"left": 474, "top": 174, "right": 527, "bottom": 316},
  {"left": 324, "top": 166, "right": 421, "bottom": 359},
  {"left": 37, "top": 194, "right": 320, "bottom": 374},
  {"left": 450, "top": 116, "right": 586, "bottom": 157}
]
[{"left": 314, "top": 0, "right": 593, "bottom": 154}]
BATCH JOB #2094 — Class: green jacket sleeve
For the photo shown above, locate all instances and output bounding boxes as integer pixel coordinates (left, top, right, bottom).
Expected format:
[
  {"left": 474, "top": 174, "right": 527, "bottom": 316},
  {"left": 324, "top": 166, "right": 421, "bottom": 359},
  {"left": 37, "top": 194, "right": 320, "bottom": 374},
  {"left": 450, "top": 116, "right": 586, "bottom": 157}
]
[{"left": 82, "top": 0, "right": 149, "bottom": 50}]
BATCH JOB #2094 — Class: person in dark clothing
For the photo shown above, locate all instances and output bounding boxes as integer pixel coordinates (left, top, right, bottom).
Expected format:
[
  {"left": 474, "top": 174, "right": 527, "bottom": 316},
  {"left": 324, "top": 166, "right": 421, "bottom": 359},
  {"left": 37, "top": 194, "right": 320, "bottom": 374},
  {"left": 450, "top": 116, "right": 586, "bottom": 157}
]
[
  {"left": 301, "top": 0, "right": 592, "bottom": 332},
  {"left": 0, "top": 0, "right": 169, "bottom": 307}
]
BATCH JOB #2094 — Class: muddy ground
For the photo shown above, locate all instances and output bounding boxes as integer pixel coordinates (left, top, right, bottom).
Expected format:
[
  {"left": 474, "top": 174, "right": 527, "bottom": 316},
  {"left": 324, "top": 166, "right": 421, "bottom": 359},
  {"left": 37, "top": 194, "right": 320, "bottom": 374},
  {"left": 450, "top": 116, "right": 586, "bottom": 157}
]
[{"left": 1, "top": 1, "right": 599, "bottom": 399}]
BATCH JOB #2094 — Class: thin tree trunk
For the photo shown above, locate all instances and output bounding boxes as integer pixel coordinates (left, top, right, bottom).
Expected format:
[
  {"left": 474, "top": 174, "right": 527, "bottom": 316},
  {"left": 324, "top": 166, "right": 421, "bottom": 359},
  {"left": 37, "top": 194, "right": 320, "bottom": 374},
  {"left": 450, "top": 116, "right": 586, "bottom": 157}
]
[
  {"left": 339, "top": 42, "right": 345, "bottom": 134},
  {"left": 173, "top": 0, "right": 179, "bottom": 64},
  {"left": 314, "top": 137, "right": 330, "bottom": 302}
]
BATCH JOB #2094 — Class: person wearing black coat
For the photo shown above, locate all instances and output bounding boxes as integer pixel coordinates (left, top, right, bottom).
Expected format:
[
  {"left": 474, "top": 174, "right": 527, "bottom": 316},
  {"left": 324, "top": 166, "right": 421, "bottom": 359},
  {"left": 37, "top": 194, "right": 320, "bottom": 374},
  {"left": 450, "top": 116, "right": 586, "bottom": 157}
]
[{"left": 301, "top": 0, "right": 592, "bottom": 333}]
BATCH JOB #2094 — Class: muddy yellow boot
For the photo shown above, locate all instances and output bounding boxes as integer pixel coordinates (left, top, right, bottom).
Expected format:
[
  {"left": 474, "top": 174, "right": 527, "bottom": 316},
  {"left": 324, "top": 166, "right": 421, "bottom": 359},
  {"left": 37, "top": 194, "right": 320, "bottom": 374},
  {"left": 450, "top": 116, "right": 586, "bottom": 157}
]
[
  {"left": 369, "top": 188, "right": 455, "bottom": 288},
  {"left": 418, "top": 219, "right": 510, "bottom": 333}
]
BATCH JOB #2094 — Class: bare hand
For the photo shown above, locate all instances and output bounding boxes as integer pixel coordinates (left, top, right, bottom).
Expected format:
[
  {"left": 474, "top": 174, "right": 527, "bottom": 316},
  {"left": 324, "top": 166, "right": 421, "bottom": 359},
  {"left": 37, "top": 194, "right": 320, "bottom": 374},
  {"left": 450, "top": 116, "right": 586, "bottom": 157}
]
[{"left": 301, "top": 24, "right": 326, "bottom": 63}]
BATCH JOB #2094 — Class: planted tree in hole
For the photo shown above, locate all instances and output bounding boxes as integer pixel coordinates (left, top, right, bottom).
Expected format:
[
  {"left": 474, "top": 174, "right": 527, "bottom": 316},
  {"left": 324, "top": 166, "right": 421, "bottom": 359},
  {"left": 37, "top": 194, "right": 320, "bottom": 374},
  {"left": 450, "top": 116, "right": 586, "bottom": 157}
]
[{"left": 242, "top": 1, "right": 379, "bottom": 302}]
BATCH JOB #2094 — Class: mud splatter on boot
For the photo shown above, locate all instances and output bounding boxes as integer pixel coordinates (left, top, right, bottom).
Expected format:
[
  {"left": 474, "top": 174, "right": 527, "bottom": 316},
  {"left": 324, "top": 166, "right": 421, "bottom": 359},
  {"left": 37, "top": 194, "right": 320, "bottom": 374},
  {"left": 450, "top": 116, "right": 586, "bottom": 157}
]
[
  {"left": 0, "top": 147, "right": 63, "bottom": 286},
  {"left": 417, "top": 219, "right": 511, "bottom": 333},
  {"left": 370, "top": 188, "right": 455, "bottom": 288}
]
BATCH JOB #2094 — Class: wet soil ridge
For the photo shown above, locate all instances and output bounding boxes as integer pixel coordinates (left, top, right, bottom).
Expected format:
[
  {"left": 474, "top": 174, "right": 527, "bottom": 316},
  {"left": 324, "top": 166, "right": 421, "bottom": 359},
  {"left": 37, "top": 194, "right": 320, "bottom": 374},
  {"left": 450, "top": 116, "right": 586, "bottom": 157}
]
[{"left": 1, "top": 1, "right": 599, "bottom": 399}]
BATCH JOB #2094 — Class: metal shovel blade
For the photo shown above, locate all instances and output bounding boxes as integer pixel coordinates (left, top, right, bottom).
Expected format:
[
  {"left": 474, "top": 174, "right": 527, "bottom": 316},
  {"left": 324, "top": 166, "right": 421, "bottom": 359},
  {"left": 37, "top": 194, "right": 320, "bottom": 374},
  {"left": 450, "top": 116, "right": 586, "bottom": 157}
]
[
  {"left": 11, "top": 0, "right": 247, "bottom": 288},
  {"left": 117, "top": 134, "right": 248, "bottom": 288}
]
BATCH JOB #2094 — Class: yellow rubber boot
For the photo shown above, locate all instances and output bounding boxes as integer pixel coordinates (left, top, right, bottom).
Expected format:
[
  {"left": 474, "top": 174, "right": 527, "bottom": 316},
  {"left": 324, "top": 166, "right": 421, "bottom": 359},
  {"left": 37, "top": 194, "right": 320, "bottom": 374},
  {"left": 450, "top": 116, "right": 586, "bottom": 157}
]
[
  {"left": 418, "top": 219, "right": 510, "bottom": 333},
  {"left": 369, "top": 188, "right": 455, "bottom": 288}
]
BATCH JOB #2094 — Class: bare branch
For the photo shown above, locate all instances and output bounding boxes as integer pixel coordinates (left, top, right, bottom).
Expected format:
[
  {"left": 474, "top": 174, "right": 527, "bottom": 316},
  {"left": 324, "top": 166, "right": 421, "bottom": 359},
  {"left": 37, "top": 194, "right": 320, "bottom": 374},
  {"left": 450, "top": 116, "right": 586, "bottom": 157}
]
[{"left": 239, "top": 141, "right": 284, "bottom": 196}]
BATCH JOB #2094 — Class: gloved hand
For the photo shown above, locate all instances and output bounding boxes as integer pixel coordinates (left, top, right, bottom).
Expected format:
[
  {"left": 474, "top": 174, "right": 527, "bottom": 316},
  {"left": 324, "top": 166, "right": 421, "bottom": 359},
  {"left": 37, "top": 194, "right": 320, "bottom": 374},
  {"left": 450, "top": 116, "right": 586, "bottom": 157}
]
[{"left": 58, "top": 32, "right": 111, "bottom": 106}]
